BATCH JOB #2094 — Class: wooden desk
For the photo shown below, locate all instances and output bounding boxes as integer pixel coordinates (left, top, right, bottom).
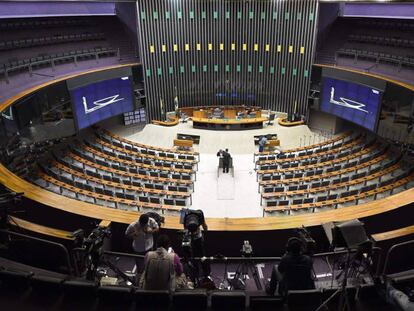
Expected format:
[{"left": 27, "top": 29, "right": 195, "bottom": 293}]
[
  {"left": 264, "top": 139, "right": 280, "bottom": 151},
  {"left": 152, "top": 116, "right": 179, "bottom": 126},
  {"left": 180, "top": 106, "right": 262, "bottom": 118},
  {"left": 372, "top": 224, "right": 414, "bottom": 242},
  {"left": 192, "top": 117, "right": 267, "bottom": 130},
  {"left": 278, "top": 117, "right": 305, "bottom": 127},
  {"left": 174, "top": 139, "right": 193, "bottom": 149},
  {"left": 8, "top": 216, "right": 75, "bottom": 240}
]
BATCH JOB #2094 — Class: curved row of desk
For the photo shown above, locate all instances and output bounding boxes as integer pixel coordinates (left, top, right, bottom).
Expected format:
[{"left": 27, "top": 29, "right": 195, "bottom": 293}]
[{"left": 0, "top": 63, "right": 413, "bottom": 238}]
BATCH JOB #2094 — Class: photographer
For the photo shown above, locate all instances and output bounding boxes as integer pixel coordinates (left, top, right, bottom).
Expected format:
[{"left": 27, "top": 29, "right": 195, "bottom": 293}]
[
  {"left": 183, "top": 209, "right": 210, "bottom": 279},
  {"left": 140, "top": 234, "right": 184, "bottom": 291},
  {"left": 266, "top": 237, "right": 315, "bottom": 296},
  {"left": 125, "top": 214, "right": 159, "bottom": 274}
]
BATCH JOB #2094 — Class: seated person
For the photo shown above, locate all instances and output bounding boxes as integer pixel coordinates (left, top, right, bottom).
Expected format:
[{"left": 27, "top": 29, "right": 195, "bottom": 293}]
[
  {"left": 266, "top": 237, "right": 315, "bottom": 296},
  {"left": 140, "top": 234, "right": 183, "bottom": 291},
  {"left": 212, "top": 107, "right": 224, "bottom": 119},
  {"left": 236, "top": 111, "right": 245, "bottom": 119}
]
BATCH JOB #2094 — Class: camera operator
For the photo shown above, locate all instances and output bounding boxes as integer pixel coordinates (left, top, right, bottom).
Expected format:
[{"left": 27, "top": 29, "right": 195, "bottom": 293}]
[
  {"left": 125, "top": 214, "right": 159, "bottom": 275},
  {"left": 266, "top": 237, "right": 315, "bottom": 296},
  {"left": 183, "top": 209, "right": 210, "bottom": 279}
]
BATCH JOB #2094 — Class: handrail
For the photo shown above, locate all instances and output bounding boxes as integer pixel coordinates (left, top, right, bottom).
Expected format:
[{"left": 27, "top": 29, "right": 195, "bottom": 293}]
[
  {"left": 0, "top": 228, "right": 73, "bottom": 275},
  {"left": 382, "top": 239, "right": 414, "bottom": 275}
]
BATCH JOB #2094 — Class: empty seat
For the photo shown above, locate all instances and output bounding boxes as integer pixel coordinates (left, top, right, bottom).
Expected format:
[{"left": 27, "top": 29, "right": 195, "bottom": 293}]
[
  {"left": 31, "top": 274, "right": 65, "bottom": 294},
  {"left": 138, "top": 195, "right": 149, "bottom": 203},
  {"left": 134, "top": 289, "right": 170, "bottom": 310},
  {"left": 249, "top": 295, "right": 284, "bottom": 311},
  {"left": 287, "top": 289, "right": 322, "bottom": 311},
  {"left": 172, "top": 289, "right": 208, "bottom": 310},
  {"left": 211, "top": 291, "right": 246, "bottom": 311},
  {"left": 0, "top": 269, "right": 33, "bottom": 291},
  {"left": 97, "top": 285, "right": 132, "bottom": 303}
]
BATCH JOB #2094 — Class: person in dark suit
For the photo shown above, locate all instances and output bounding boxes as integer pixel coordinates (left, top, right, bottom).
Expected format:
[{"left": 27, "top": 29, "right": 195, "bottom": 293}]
[
  {"left": 222, "top": 148, "right": 231, "bottom": 173},
  {"left": 266, "top": 237, "right": 315, "bottom": 296}
]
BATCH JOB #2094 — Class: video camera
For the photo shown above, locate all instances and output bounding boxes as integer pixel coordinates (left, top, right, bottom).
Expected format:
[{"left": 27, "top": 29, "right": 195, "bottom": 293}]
[
  {"left": 180, "top": 209, "right": 205, "bottom": 256},
  {"left": 84, "top": 226, "right": 111, "bottom": 254},
  {"left": 295, "top": 226, "right": 316, "bottom": 255},
  {"left": 241, "top": 240, "right": 253, "bottom": 257},
  {"left": 183, "top": 209, "right": 204, "bottom": 234}
]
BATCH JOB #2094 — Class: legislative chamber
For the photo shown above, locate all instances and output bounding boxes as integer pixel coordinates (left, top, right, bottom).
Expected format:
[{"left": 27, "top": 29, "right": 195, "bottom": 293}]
[{"left": 0, "top": 1, "right": 414, "bottom": 311}]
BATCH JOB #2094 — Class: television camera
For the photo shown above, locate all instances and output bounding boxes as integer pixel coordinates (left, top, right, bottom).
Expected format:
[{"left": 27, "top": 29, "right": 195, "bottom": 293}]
[
  {"left": 73, "top": 225, "right": 111, "bottom": 280},
  {"left": 295, "top": 226, "right": 317, "bottom": 255},
  {"left": 180, "top": 209, "right": 205, "bottom": 255}
]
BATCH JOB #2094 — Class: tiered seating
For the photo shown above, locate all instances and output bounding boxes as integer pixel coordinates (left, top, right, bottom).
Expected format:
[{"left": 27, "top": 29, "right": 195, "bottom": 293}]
[
  {"left": 0, "top": 17, "right": 125, "bottom": 82},
  {"left": 31, "top": 131, "right": 199, "bottom": 214},
  {"left": 256, "top": 132, "right": 414, "bottom": 216},
  {"left": 317, "top": 17, "right": 414, "bottom": 75},
  {"left": 98, "top": 127, "right": 200, "bottom": 159}
]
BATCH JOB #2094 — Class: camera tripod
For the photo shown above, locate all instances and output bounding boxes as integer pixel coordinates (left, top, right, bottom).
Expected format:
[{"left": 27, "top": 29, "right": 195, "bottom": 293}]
[
  {"left": 315, "top": 247, "right": 373, "bottom": 311},
  {"left": 229, "top": 258, "right": 262, "bottom": 290}
]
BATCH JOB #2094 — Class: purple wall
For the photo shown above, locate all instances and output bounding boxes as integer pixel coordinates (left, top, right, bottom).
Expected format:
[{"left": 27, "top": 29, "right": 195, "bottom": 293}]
[
  {"left": 0, "top": 1, "right": 115, "bottom": 18},
  {"left": 342, "top": 3, "right": 414, "bottom": 19},
  {"left": 317, "top": 3, "right": 340, "bottom": 50},
  {"left": 115, "top": 3, "right": 137, "bottom": 42}
]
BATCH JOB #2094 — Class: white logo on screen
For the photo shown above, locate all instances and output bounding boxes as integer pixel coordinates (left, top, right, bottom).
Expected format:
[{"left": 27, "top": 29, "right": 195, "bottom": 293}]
[
  {"left": 1, "top": 107, "right": 13, "bottom": 120},
  {"left": 82, "top": 94, "right": 124, "bottom": 114},
  {"left": 329, "top": 87, "right": 368, "bottom": 113}
]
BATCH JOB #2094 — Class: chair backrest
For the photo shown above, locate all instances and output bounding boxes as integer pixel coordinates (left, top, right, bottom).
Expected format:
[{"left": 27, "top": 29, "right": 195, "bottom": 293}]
[
  {"left": 287, "top": 289, "right": 322, "bottom": 309},
  {"left": 97, "top": 285, "right": 132, "bottom": 302},
  {"left": 211, "top": 291, "right": 246, "bottom": 311},
  {"left": 172, "top": 289, "right": 208, "bottom": 310},
  {"left": 0, "top": 269, "right": 33, "bottom": 291},
  {"left": 31, "top": 274, "right": 65, "bottom": 294},
  {"left": 134, "top": 289, "right": 170, "bottom": 308},
  {"left": 249, "top": 295, "right": 283, "bottom": 311}
]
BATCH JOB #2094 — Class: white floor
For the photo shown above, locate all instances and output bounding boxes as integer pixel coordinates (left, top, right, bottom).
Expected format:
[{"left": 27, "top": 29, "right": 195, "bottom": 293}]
[{"left": 104, "top": 118, "right": 334, "bottom": 218}]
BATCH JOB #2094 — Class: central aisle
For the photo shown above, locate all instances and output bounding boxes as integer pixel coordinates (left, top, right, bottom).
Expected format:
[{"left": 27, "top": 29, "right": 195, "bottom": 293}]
[
  {"left": 190, "top": 154, "right": 262, "bottom": 218},
  {"left": 105, "top": 118, "right": 331, "bottom": 218}
]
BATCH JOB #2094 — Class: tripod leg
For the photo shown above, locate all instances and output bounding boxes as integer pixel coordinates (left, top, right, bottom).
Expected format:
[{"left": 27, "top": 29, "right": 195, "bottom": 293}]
[
  {"left": 248, "top": 262, "right": 262, "bottom": 290},
  {"left": 314, "top": 289, "right": 341, "bottom": 311}
]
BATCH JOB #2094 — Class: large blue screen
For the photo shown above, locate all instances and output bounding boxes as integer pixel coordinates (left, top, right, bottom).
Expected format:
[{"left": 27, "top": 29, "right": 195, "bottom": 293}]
[
  {"left": 321, "top": 78, "right": 382, "bottom": 131},
  {"left": 70, "top": 76, "right": 134, "bottom": 130}
]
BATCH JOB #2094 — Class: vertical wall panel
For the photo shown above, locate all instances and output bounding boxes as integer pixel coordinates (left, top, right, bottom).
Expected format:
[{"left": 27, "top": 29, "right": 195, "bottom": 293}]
[{"left": 136, "top": 0, "right": 318, "bottom": 121}]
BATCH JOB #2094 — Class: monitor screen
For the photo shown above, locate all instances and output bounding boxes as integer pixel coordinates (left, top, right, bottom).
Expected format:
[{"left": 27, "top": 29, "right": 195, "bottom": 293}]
[
  {"left": 321, "top": 78, "right": 382, "bottom": 131},
  {"left": 70, "top": 76, "right": 134, "bottom": 130}
]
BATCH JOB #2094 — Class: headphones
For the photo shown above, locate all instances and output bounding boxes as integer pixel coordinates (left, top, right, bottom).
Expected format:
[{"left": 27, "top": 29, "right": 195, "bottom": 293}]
[{"left": 286, "top": 237, "right": 304, "bottom": 254}]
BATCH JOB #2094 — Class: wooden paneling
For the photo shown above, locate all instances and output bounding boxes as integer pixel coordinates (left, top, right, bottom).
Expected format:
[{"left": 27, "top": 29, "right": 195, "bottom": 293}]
[{"left": 137, "top": 0, "right": 319, "bottom": 120}]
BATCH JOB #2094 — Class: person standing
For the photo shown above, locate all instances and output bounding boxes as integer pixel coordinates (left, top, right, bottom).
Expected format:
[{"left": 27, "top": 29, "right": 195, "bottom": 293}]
[
  {"left": 222, "top": 148, "right": 231, "bottom": 174},
  {"left": 125, "top": 214, "right": 159, "bottom": 275},
  {"left": 258, "top": 135, "right": 268, "bottom": 153},
  {"left": 140, "top": 235, "right": 183, "bottom": 291}
]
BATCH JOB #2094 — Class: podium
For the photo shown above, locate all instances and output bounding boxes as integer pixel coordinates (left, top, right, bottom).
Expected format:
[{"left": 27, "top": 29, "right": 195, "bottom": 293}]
[{"left": 217, "top": 157, "right": 234, "bottom": 177}]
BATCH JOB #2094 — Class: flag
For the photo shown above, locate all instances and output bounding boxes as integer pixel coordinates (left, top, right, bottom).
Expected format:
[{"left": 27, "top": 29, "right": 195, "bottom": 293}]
[
  {"left": 160, "top": 97, "right": 165, "bottom": 120},
  {"left": 174, "top": 95, "right": 179, "bottom": 111}
]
